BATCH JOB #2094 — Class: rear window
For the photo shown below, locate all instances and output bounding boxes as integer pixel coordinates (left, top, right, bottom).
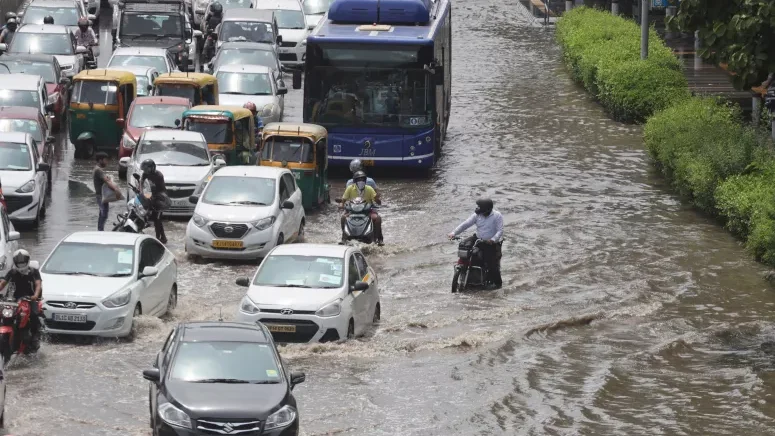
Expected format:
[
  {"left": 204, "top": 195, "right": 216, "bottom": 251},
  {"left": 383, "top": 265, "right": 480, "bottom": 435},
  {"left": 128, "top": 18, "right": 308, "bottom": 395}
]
[
  {"left": 0, "top": 119, "right": 43, "bottom": 142},
  {"left": 73, "top": 81, "right": 118, "bottom": 105}
]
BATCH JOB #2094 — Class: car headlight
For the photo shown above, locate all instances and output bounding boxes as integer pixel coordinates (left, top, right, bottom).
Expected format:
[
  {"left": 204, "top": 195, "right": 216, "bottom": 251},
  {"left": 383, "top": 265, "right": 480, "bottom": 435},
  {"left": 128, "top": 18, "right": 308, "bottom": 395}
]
[
  {"left": 191, "top": 214, "right": 207, "bottom": 227},
  {"left": 15, "top": 180, "right": 35, "bottom": 194},
  {"left": 262, "top": 104, "right": 275, "bottom": 118},
  {"left": 264, "top": 405, "right": 297, "bottom": 430},
  {"left": 122, "top": 133, "right": 137, "bottom": 149},
  {"left": 102, "top": 288, "right": 132, "bottom": 308},
  {"left": 315, "top": 299, "right": 341, "bottom": 318},
  {"left": 158, "top": 401, "right": 192, "bottom": 429},
  {"left": 239, "top": 296, "right": 259, "bottom": 314},
  {"left": 47, "top": 92, "right": 59, "bottom": 105},
  {"left": 251, "top": 216, "right": 275, "bottom": 231}
]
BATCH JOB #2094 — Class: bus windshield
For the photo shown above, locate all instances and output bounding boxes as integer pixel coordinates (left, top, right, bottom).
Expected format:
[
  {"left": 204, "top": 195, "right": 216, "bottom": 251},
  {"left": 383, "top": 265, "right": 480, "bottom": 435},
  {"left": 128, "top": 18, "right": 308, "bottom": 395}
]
[{"left": 305, "top": 43, "right": 433, "bottom": 129}]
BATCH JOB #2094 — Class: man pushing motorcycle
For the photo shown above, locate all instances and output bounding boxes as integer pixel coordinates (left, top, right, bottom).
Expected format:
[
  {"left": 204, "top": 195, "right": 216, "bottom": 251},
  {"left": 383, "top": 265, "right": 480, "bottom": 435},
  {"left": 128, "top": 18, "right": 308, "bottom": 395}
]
[
  {"left": 340, "top": 171, "right": 383, "bottom": 245},
  {"left": 448, "top": 199, "right": 504, "bottom": 289},
  {"left": 0, "top": 249, "right": 42, "bottom": 350}
]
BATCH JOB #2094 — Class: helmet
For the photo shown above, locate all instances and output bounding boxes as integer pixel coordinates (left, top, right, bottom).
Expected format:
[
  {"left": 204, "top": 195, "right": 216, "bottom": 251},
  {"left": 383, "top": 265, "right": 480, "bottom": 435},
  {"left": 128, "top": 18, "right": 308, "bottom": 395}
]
[
  {"left": 211, "top": 2, "right": 223, "bottom": 14},
  {"left": 475, "top": 198, "right": 494, "bottom": 216},
  {"left": 78, "top": 17, "right": 88, "bottom": 29},
  {"left": 353, "top": 170, "right": 367, "bottom": 182},
  {"left": 43, "top": 15, "right": 54, "bottom": 24},
  {"left": 12, "top": 249, "right": 30, "bottom": 274},
  {"left": 4, "top": 12, "right": 16, "bottom": 22},
  {"left": 243, "top": 101, "right": 257, "bottom": 114},
  {"left": 349, "top": 159, "right": 362, "bottom": 173},
  {"left": 140, "top": 159, "right": 156, "bottom": 175},
  {"left": 5, "top": 18, "right": 16, "bottom": 29}
]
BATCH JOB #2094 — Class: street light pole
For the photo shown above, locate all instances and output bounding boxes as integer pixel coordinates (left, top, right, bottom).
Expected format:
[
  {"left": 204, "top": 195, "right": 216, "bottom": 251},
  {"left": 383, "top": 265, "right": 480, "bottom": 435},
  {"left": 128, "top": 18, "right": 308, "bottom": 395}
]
[{"left": 641, "top": 0, "right": 649, "bottom": 59}]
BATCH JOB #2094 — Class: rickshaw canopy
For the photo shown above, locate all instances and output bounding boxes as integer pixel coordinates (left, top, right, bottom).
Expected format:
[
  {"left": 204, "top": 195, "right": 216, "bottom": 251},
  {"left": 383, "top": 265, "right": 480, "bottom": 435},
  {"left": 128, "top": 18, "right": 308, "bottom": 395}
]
[
  {"left": 154, "top": 72, "right": 217, "bottom": 87},
  {"left": 182, "top": 105, "right": 252, "bottom": 121},
  {"left": 73, "top": 69, "right": 137, "bottom": 86}
]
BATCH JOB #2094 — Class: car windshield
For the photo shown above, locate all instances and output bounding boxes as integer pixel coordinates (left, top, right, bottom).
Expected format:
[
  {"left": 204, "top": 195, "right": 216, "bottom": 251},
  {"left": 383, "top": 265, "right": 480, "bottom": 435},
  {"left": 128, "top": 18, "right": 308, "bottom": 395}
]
[
  {"left": 170, "top": 341, "right": 282, "bottom": 384},
  {"left": 129, "top": 104, "right": 186, "bottom": 128},
  {"left": 22, "top": 6, "right": 80, "bottom": 26},
  {"left": 254, "top": 255, "right": 344, "bottom": 288},
  {"left": 120, "top": 12, "right": 183, "bottom": 38},
  {"left": 9, "top": 33, "right": 73, "bottom": 55},
  {"left": 0, "top": 89, "right": 39, "bottom": 110},
  {"left": 220, "top": 0, "right": 252, "bottom": 11},
  {"left": 303, "top": 0, "right": 334, "bottom": 15},
  {"left": 0, "top": 119, "right": 43, "bottom": 142},
  {"left": 42, "top": 242, "right": 135, "bottom": 277},
  {"left": 137, "top": 139, "right": 209, "bottom": 166},
  {"left": 156, "top": 84, "right": 197, "bottom": 104},
  {"left": 217, "top": 71, "right": 272, "bottom": 96},
  {"left": 220, "top": 22, "right": 274, "bottom": 44},
  {"left": 0, "top": 61, "right": 56, "bottom": 83},
  {"left": 183, "top": 118, "right": 232, "bottom": 143},
  {"left": 216, "top": 48, "right": 276, "bottom": 70},
  {"left": 272, "top": 9, "right": 305, "bottom": 29},
  {"left": 202, "top": 176, "right": 275, "bottom": 206},
  {"left": 0, "top": 142, "right": 32, "bottom": 171},
  {"left": 108, "top": 55, "right": 169, "bottom": 73},
  {"left": 72, "top": 80, "right": 118, "bottom": 105},
  {"left": 260, "top": 136, "right": 313, "bottom": 163}
]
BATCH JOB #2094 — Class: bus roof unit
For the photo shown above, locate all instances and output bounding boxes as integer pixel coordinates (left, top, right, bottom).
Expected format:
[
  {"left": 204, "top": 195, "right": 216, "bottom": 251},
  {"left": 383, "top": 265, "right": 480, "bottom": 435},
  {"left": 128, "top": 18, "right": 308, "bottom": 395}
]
[{"left": 328, "top": 0, "right": 432, "bottom": 24}]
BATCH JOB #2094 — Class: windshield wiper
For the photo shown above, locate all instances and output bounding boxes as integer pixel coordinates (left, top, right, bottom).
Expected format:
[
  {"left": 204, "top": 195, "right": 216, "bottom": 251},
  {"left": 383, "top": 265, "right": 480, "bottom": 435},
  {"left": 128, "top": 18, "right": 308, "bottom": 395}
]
[
  {"left": 189, "top": 378, "right": 251, "bottom": 384},
  {"left": 227, "top": 200, "right": 267, "bottom": 205},
  {"left": 222, "top": 91, "right": 248, "bottom": 95},
  {"left": 105, "top": 273, "right": 131, "bottom": 277},
  {"left": 124, "top": 33, "right": 159, "bottom": 40},
  {"left": 249, "top": 380, "right": 281, "bottom": 384},
  {"left": 150, "top": 125, "right": 173, "bottom": 128},
  {"left": 271, "top": 284, "right": 313, "bottom": 288},
  {"left": 58, "top": 272, "right": 101, "bottom": 276}
]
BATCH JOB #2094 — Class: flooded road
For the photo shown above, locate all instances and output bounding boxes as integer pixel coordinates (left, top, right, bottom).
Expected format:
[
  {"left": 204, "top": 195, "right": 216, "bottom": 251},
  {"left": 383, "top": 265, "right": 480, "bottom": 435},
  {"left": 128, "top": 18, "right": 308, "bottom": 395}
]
[{"left": 5, "top": 0, "right": 775, "bottom": 434}]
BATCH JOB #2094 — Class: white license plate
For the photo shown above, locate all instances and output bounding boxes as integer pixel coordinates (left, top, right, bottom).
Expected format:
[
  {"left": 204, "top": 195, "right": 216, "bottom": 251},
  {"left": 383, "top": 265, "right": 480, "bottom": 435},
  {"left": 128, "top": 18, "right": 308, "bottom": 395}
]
[{"left": 53, "top": 313, "right": 87, "bottom": 323}]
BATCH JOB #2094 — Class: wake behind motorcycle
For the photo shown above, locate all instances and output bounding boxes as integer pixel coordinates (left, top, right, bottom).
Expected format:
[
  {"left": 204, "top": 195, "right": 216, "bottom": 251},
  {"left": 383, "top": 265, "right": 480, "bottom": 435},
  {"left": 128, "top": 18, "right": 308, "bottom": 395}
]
[
  {"left": 0, "top": 288, "right": 43, "bottom": 365},
  {"left": 451, "top": 237, "right": 500, "bottom": 293},
  {"left": 112, "top": 174, "right": 154, "bottom": 233},
  {"left": 337, "top": 197, "right": 377, "bottom": 244}
]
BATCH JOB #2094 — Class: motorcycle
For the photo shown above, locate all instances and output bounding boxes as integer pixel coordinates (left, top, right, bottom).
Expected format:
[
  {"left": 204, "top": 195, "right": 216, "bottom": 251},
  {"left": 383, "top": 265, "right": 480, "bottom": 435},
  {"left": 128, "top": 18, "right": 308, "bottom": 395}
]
[
  {"left": 112, "top": 174, "right": 153, "bottom": 233},
  {"left": 0, "top": 294, "right": 43, "bottom": 365},
  {"left": 451, "top": 237, "right": 500, "bottom": 293},
  {"left": 338, "top": 197, "right": 377, "bottom": 244}
]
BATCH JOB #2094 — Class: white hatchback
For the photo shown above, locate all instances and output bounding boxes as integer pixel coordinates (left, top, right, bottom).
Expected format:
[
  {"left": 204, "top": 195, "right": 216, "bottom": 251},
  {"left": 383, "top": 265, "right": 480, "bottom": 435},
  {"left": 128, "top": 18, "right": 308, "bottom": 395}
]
[
  {"left": 235, "top": 243, "right": 380, "bottom": 343},
  {"left": 41, "top": 232, "right": 178, "bottom": 338},
  {"left": 185, "top": 166, "right": 305, "bottom": 260},
  {"left": 0, "top": 132, "right": 50, "bottom": 226}
]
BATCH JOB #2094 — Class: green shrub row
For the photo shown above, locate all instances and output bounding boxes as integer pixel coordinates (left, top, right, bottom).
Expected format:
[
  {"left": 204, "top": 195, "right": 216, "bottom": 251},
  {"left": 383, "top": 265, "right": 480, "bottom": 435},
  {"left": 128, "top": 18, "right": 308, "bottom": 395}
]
[{"left": 555, "top": 7, "right": 690, "bottom": 122}]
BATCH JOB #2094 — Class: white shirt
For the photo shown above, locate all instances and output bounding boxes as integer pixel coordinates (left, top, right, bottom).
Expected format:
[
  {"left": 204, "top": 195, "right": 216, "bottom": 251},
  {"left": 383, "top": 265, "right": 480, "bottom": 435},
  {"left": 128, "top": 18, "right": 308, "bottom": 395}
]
[{"left": 452, "top": 210, "right": 504, "bottom": 241}]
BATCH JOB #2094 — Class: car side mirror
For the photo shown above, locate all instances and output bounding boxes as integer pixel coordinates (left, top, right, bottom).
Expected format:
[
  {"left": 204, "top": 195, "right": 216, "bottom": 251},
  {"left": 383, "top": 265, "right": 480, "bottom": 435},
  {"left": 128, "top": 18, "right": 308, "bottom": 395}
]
[
  {"left": 175, "top": 119, "right": 181, "bottom": 127},
  {"left": 307, "top": 23, "right": 315, "bottom": 30},
  {"left": 59, "top": 77, "right": 70, "bottom": 85},
  {"left": 185, "top": 29, "right": 192, "bottom": 39},
  {"left": 132, "top": 173, "right": 141, "bottom": 181},
  {"left": 0, "top": 43, "right": 7, "bottom": 52},
  {"left": 276, "top": 85, "right": 287, "bottom": 95},
  {"left": 116, "top": 118, "right": 125, "bottom": 128},
  {"left": 140, "top": 266, "right": 158, "bottom": 277},
  {"left": 235, "top": 277, "right": 249, "bottom": 287},
  {"left": 351, "top": 281, "right": 368, "bottom": 292},
  {"left": 142, "top": 368, "right": 161, "bottom": 383},
  {"left": 290, "top": 371, "right": 305, "bottom": 389},
  {"left": 194, "top": 29, "right": 203, "bottom": 38},
  {"left": 213, "top": 156, "right": 226, "bottom": 167},
  {"left": 76, "top": 45, "right": 88, "bottom": 54},
  {"left": 281, "top": 200, "right": 294, "bottom": 209},
  {"left": 45, "top": 103, "right": 54, "bottom": 113},
  {"left": 46, "top": 136, "right": 55, "bottom": 144},
  {"left": 37, "top": 162, "right": 50, "bottom": 173},
  {"left": 188, "top": 195, "right": 199, "bottom": 204},
  {"left": 276, "top": 35, "right": 282, "bottom": 44},
  {"left": 119, "top": 156, "right": 131, "bottom": 166},
  {"left": 147, "top": 84, "right": 153, "bottom": 92},
  {"left": 7, "top": 231, "right": 19, "bottom": 242}
]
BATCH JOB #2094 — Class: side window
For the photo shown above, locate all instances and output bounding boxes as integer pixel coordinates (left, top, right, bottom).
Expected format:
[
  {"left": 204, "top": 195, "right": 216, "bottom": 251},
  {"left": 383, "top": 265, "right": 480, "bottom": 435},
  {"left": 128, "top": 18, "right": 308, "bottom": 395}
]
[
  {"left": 282, "top": 173, "right": 296, "bottom": 195},
  {"left": 30, "top": 140, "right": 40, "bottom": 163},
  {"left": 161, "top": 329, "right": 175, "bottom": 354},
  {"left": 148, "top": 239, "right": 165, "bottom": 265},
  {"left": 354, "top": 253, "right": 368, "bottom": 278},
  {"left": 279, "top": 174, "right": 290, "bottom": 201},
  {"left": 139, "top": 241, "right": 152, "bottom": 270},
  {"left": 348, "top": 255, "right": 359, "bottom": 286}
]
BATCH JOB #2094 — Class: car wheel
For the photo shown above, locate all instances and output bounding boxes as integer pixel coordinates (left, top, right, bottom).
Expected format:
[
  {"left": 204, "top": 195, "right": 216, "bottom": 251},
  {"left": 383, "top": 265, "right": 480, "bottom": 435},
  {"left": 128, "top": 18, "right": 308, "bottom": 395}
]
[
  {"left": 373, "top": 302, "right": 380, "bottom": 324},
  {"left": 129, "top": 303, "right": 141, "bottom": 339},
  {"left": 347, "top": 319, "right": 354, "bottom": 339},
  {"left": 166, "top": 285, "right": 177, "bottom": 314},
  {"left": 296, "top": 220, "right": 304, "bottom": 243}
]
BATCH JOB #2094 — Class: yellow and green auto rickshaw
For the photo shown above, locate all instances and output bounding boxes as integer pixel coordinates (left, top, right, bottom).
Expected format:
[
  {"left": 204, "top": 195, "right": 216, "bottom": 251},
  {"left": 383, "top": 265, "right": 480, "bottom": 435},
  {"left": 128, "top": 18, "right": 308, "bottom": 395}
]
[
  {"left": 68, "top": 69, "right": 137, "bottom": 158},
  {"left": 182, "top": 105, "right": 255, "bottom": 165},
  {"left": 259, "top": 122, "right": 330, "bottom": 209},
  {"left": 153, "top": 73, "right": 219, "bottom": 107}
]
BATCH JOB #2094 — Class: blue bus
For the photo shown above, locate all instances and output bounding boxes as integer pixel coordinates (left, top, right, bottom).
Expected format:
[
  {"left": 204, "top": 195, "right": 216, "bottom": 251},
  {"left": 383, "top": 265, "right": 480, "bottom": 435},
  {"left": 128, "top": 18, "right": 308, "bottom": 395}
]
[{"left": 303, "top": 0, "right": 452, "bottom": 169}]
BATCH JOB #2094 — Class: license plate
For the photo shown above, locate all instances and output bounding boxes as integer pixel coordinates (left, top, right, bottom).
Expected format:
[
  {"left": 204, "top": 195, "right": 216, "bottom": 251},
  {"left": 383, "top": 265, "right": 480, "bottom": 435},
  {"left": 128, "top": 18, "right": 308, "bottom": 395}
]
[
  {"left": 53, "top": 313, "right": 87, "bottom": 323},
  {"left": 267, "top": 324, "right": 296, "bottom": 333},
  {"left": 212, "top": 240, "right": 244, "bottom": 248},
  {"left": 362, "top": 160, "right": 375, "bottom": 166}
]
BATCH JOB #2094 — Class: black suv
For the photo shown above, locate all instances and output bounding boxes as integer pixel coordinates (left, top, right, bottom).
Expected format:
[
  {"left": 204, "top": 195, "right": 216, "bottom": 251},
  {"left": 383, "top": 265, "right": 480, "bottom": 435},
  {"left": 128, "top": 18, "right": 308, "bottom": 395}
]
[
  {"left": 112, "top": 0, "right": 198, "bottom": 71},
  {"left": 143, "top": 321, "right": 306, "bottom": 435}
]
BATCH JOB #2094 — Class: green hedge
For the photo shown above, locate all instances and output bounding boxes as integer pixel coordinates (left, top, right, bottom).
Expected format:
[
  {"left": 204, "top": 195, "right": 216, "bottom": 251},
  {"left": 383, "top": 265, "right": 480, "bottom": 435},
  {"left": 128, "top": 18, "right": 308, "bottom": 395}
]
[{"left": 556, "top": 7, "right": 689, "bottom": 122}]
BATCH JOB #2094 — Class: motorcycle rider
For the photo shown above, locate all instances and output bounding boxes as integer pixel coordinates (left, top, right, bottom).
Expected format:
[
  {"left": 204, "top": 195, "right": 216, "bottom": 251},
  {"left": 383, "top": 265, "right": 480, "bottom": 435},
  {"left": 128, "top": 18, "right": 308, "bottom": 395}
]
[
  {"left": 139, "top": 159, "right": 170, "bottom": 244},
  {"left": 0, "top": 250, "right": 42, "bottom": 350},
  {"left": 447, "top": 199, "right": 504, "bottom": 289},
  {"left": 75, "top": 17, "right": 97, "bottom": 66},
  {"left": 0, "top": 18, "right": 17, "bottom": 45},
  {"left": 0, "top": 12, "right": 16, "bottom": 32},
  {"left": 341, "top": 170, "right": 383, "bottom": 245},
  {"left": 345, "top": 159, "right": 380, "bottom": 204},
  {"left": 201, "top": 1, "right": 223, "bottom": 64},
  {"left": 43, "top": 15, "right": 54, "bottom": 24}
]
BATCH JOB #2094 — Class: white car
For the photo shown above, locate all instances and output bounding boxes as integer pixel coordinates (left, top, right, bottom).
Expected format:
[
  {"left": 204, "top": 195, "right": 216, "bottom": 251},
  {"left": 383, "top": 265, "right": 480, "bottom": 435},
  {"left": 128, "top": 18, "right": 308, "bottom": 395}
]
[
  {"left": 0, "top": 207, "right": 20, "bottom": 277},
  {"left": 235, "top": 243, "right": 380, "bottom": 342},
  {"left": 3, "top": 24, "right": 89, "bottom": 77},
  {"left": 0, "top": 132, "right": 50, "bottom": 226},
  {"left": 40, "top": 232, "right": 178, "bottom": 338},
  {"left": 215, "top": 64, "right": 286, "bottom": 123},
  {"left": 302, "top": 0, "right": 332, "bottom": 30},
  {"left": 0, "top": 74, "right": 54, "bottom": 132},
  {"left": 185, "top": 166, "right": 305, "bottom": 260},
  {"left": 106, "top": 65, "right": 159, "bottom": 96},
  {"left": 107, "top": 47, "right": 178, "bottom": 75},
  {"left": 122, "top": 129, "right": 226, "bottom": 217},
  {"left": 252, "top": 0, "right": 309, "bottom": 70}
]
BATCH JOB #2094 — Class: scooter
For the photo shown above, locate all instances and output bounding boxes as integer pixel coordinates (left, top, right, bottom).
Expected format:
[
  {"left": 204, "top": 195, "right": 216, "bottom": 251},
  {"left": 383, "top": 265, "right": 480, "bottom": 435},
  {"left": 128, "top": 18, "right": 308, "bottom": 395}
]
[
  {"left": 112, "top": 174, "right": 153, "bottom": 233},
  {"left": 338, "top": 197, "right": 377, "bottom": 244},
  {"left": 451, "top": 237, "right": 500, "bottom": 293},
  {"left": 0, "top": 280, "right": 43, "bottom": 365}
]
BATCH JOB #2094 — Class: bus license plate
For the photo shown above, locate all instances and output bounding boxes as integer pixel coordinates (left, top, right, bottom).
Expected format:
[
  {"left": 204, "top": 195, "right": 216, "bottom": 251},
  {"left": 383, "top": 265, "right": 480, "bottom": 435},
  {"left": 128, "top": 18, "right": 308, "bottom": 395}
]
[
  {"left": 53, "top": 313, "right": 87, "bottom": 323},
  {"left": 212, "top": 240, "right": 244, "bottom": 249},
  {"left": 362, "top": 160, "right": 374, "bottom": 166},
  {"left": 267, "top": 324, "right": 296, "bottom": 333}
]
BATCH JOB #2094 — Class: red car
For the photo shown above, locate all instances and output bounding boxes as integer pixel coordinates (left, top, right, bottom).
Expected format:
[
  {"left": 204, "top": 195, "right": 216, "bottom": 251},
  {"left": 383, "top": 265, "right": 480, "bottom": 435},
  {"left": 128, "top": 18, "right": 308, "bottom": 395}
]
[
  {"left": 118, "top": 96, "right": 191, "bottom": 178},
  {"left": 0, "top": 54, "right": 70, "bottom": 132},
  {"left": 0, "top": 106, "right": 54, "bottom": 167}
]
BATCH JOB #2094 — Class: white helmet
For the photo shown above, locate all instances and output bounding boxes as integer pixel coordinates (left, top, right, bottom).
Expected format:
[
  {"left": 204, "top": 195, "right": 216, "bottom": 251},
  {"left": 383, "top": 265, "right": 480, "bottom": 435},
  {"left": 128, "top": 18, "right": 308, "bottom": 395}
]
[
  {"left": 349, "top": 159, "right": 362, "bottom": 173},
  {"left": 12, "top": 249, "right": 30, "bottom": 274}
]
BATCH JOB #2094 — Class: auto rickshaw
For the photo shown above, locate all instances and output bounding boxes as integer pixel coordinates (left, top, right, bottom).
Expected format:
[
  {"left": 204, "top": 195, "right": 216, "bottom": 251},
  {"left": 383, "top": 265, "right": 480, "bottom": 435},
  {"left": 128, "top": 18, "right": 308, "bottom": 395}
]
[
  {"left": 259, "top": 122, "right": 330, "bottom": 209},
  {"left": 69, "top": 69, "right": 137, "bottom": 158},
  {"left": 182, "top": 105, "right": 255, "bottom": 165},
  {"left": 153, "top": 73, "right": 219, "bottom": 107}
]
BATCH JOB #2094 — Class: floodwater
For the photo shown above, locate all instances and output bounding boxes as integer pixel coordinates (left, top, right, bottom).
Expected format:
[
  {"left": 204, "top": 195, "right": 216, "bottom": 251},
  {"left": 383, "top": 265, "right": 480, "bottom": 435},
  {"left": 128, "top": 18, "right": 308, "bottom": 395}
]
[{"left": 5, "top": 0, "right": 775, "bottom": 434}]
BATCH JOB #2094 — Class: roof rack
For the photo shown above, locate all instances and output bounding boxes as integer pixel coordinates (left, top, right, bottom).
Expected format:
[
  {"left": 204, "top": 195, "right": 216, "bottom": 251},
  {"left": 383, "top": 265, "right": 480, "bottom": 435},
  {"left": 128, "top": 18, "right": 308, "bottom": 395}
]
[{"left": 328, "top": 0, "right": 432, "bottom": 25}]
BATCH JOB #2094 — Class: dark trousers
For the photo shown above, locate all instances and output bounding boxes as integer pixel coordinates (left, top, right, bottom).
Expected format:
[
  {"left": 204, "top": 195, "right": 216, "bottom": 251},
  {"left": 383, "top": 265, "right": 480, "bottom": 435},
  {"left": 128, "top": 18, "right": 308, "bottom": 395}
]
[
  {"left": 150, "top": 195, "right": 168, "bottom": 243},
  {"left": 463, "top": 234, "right": 502, "bottom": 286},
  {"left": 97, "top": 195, "right": 109, "bottom": 231}
]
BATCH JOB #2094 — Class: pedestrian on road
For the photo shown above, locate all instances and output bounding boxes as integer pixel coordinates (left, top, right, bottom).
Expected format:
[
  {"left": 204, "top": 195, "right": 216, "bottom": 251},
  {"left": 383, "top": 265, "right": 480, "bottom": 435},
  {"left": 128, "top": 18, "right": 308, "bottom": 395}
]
[{"left": 94, "top": 152, "right": 122, "bottom": 231}]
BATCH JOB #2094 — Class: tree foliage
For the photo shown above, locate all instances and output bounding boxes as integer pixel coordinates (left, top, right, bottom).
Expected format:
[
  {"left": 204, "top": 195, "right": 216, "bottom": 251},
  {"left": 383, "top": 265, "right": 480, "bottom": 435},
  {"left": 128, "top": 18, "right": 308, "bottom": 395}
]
[{"left": 670, "top": 0, "right": 775, "bottom": 90}]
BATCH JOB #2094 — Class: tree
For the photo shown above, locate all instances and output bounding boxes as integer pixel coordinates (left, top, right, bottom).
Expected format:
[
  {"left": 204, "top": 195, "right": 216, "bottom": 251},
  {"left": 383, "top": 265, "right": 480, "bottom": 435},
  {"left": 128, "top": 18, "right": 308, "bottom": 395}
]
[{"left": 669, "top": 0, "right": 775, "bottom": 90}]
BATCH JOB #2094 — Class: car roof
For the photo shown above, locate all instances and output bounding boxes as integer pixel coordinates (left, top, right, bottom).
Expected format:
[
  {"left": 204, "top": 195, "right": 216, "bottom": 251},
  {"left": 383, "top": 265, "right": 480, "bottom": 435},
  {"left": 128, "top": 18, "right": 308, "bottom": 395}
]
[
  {"left": 0, "top": 54, "right": 57, "bottom": 64},
  {"left": 215, "top": 64, "right": 271, "bottom": 74},
  {"left": 140, "top": 129, "right": 204, "bottom": 142},
  {"left": 0, "top": 132, "right": 30, "bottom": 143},
  {"left": 0, "top": 106, "right": 41, "bottom": 119},
  {"left": 178, "top": 322, "right": 271, "bottom": 343},
  {"left": 218, "top": 41, "right": 275, "bottom": 51},
  {"left": 111, "top": 47, "right": 169, "bottom": 56},
  {"left": 17, "top": 24, "right": 69, "bottom": 34},
  {"left": 270, "top": 243, "right": 351, "bottom": 258},
  {"left": 254, "top": 0, "right": 302, "bottom": 11},
  {"left": 62, "top": 231, "right": 145, "bottom": 246},
  {"left": 0, "top": 74, "right": 42, "bottom": 90},
  {"left": 133, "top": 96, "right": 190, "bottom": 106},
  {"left": 213, "top": 166, "right": 288, "bottom": 178},
  {"left": 106, "top": 65, "right": 155, "bottom": 75},
  {"left": 223, "top": 8, "right": 274, "bottom": 20}
]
